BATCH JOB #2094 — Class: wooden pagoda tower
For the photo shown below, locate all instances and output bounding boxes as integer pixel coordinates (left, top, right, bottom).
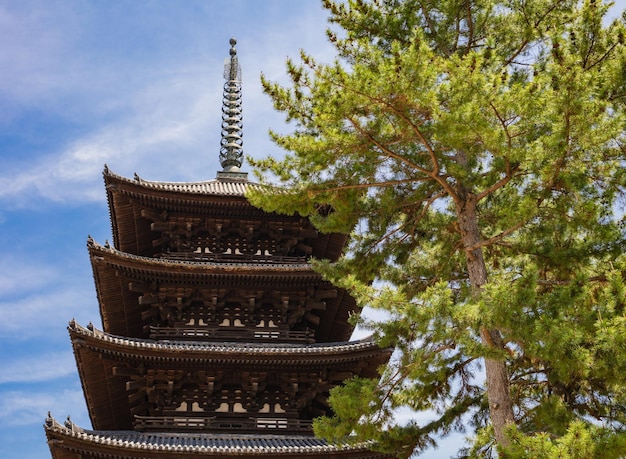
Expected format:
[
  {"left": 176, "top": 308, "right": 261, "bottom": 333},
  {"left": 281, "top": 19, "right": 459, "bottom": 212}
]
[{"left": 44, "top": 39, "right": 393, "bottom": 459}]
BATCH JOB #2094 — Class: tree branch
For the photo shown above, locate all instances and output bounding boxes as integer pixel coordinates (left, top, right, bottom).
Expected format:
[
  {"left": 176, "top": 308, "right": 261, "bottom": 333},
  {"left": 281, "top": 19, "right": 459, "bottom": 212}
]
[
  {"left": 464, "top": 0, "right": 474, "bottom": 54},
  {"left": 317, "top": 176, "right": 433, "bottom": 194},
  {"left": 465, "top": 220, "right": 525, "bottom": 253},
  {"left": 346, "top": 115, "right": 434, "bottom": 176}
]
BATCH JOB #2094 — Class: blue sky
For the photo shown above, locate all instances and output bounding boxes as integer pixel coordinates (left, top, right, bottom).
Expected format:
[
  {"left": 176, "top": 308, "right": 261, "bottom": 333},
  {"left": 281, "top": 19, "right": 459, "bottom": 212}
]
[{"left": 1, "top": 1, "right": 625, "bottom": 459}]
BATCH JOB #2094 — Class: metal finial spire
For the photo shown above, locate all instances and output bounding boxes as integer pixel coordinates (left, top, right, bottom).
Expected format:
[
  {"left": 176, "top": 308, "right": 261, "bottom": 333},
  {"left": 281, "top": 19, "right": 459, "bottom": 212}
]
[{"left": 219, "top": 38, "right": 243, "bottom": 172}]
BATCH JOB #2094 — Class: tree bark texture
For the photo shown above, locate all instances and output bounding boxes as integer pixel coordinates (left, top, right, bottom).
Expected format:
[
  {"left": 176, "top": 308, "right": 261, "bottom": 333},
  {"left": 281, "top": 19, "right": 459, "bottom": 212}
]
[{"left": 456, "top": 192, "right": 515, "bottom": 450}]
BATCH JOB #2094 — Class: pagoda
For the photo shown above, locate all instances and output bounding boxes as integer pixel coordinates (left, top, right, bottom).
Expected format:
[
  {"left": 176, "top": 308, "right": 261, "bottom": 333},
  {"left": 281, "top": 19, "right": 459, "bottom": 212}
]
[{"left": 44, "top": 39, "right": 393, "bottom": 459}]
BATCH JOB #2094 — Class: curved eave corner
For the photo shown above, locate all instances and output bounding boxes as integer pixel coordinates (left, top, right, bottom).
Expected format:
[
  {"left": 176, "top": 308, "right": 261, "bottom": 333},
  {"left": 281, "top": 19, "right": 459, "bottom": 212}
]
[
  {"left": 45, "top": 414, "right": 392, "bottom": 458},
  {"left": 68, "top": 320, "right": 392, "bottom": 362},
  {"left": 103, "top": 164, "right": 269, "bottom": 198},
  {"left": 102, "top": 166, "right": 348, "bottom": 261},
  {"left": 87, "top": 237, "right": 314, "bottom": 273}
]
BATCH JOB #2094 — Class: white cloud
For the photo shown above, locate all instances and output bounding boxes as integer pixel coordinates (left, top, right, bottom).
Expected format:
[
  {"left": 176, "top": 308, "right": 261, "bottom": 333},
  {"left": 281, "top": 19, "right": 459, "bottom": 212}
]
[
  {"left": 0, "top": 1, "right": 336, "bottom": 209},
  {"left": 0, "top": 70, "right": 223, "bottom": 207},
  {"left": 0, "top": 263, "right": 98, "bottom": 341},
  {"left": 0, "top": 388, "right": 87, "bottom": 427},
  {"left": 0, "top": 2, "right": 81, "bottom": 110},
  {"left": 0, "top": 352, "right": 75, "bottom": 384},
  {"left": 0, "top": 257, "right": 58, "bottom": 298},
  {"left": 0, "top": 295, "right": 93, "bottom": 340}
]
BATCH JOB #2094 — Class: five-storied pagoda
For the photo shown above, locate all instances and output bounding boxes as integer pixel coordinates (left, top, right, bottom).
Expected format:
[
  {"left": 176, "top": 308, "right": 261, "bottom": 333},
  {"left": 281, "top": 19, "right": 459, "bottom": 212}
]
[{"left": 44, "top": 39, "right": 393, "bottom": 459}]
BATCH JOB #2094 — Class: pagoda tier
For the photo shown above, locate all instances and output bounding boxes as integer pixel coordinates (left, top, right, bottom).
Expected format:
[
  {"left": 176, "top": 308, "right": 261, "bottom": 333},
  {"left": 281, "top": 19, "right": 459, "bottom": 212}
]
[
  {"left": 45, "top": 416, "right": 392, "bottom": 459},
  {"left": 69, "top": 321, "right": 391, "bottom": 433},
  {"left": 47, "top": 40, "right": 394, "bottom": 459},
  {"left": 104, "top": 167, "right": 348, "bottom": 262},
  {"left": 89, "top": 239, "right": 356, "bottom": 343}
]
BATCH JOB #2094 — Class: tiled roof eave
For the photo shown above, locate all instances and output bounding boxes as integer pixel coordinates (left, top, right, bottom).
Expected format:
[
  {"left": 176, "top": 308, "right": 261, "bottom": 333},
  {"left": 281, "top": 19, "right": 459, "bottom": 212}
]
[
  {"left": 45, "top": 415, "right": 381, "bottom": 455},
  {"left": 88, "top": 238, "right": 315, "bottom": 274},
  {"left": 104, "top": 166, "right": 272, "bottom": 198},
  {"left": 69, "top": 321, "right": 389, "bottom": 363}
]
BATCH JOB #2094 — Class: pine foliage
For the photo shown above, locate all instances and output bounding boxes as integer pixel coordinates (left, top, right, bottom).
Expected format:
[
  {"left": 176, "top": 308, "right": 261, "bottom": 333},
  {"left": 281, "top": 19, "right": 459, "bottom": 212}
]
[{"left": 249, "top": 0, "right": 626, "bottom": 456}]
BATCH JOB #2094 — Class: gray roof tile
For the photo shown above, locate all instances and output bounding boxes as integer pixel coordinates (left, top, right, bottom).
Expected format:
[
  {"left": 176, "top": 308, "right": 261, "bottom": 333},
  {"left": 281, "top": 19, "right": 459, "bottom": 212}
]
[
  {"left": 45, "top": 415, "right": 374, "bottom": 453},
  {"left": 70, "top": 321, "right": 379, "bottom": 356},
  {"left": 104, "top": 166, "right": 268, "bottom": 197}
]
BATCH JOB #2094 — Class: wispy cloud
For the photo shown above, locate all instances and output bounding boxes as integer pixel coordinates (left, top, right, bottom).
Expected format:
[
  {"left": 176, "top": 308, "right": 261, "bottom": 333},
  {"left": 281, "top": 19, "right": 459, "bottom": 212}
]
[
  {"left": 0, "top": 1, "right": 336, "bottom": 209},
  {"left": 0, "top": 352, "right": 75, "bottom": 384},
  {"left": 0, "top": 256, "right": 95, "bottom": 340},
  {"left": 0, "top": 388, "right": 87, "bottom": 427},
  {"left": 0, "top": 71, "right": 223, "bottom": 208},
  {"left": 0, "top": 257, "right": 58, "bottom": 298},
  {"left": 0, "top": 288, "right": 95, "bottom": 340},
  {"left": 0, "top": 2, "right": 83, "bottom": 111}
]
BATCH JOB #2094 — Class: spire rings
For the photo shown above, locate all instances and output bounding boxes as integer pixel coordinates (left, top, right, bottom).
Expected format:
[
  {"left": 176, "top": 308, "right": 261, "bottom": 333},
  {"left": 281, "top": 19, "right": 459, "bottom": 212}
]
[{"left": 219, "top": 38, "right": 243, "bottom": 172}]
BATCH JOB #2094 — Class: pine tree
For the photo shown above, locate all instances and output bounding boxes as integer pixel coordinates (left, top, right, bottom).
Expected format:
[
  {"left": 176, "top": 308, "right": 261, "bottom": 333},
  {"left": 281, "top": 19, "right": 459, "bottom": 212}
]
[{"left": 249, "top": 0, "right": 626, "bottom": 456}]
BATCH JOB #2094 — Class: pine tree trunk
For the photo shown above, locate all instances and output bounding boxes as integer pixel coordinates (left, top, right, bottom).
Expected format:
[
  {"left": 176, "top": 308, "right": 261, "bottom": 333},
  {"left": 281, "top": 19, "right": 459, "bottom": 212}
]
[{"left": 456, "top": 192, "right": 515, "bottom": 450}]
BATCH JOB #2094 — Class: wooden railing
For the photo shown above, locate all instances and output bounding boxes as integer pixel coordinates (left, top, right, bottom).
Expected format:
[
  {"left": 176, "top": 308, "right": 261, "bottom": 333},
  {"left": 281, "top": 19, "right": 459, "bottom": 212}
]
[
  {"left": 134, "top": 415, "right": 313, "bottom": 433},
  {"left": 149, "top": 326, "right": 315, "bottom": 343},
  {"left": 158, "top": 251, "right": 307, "bottom": 264}
]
